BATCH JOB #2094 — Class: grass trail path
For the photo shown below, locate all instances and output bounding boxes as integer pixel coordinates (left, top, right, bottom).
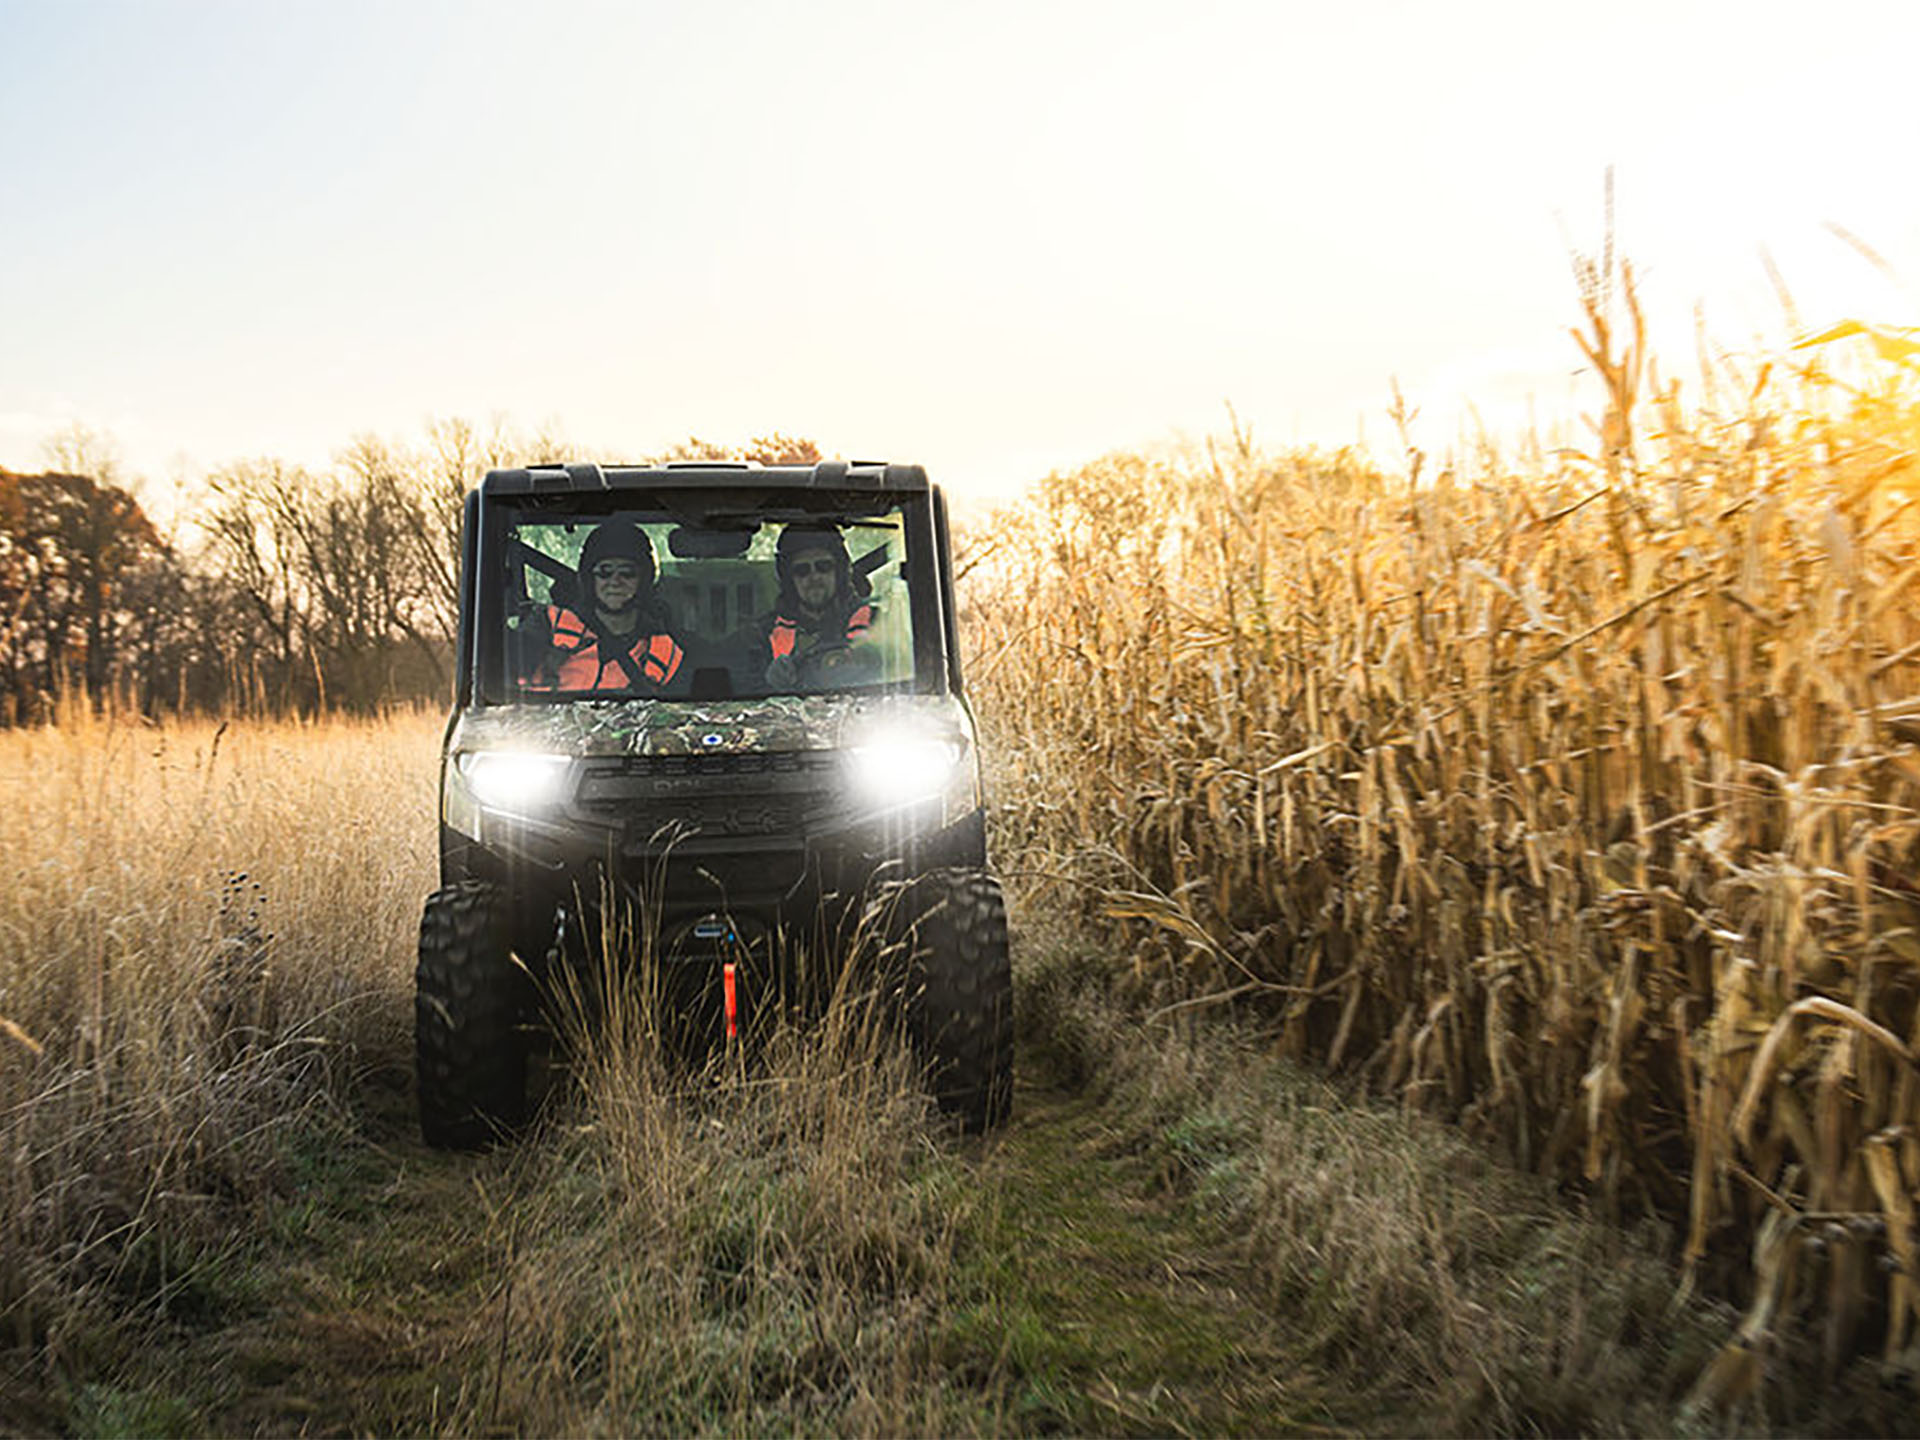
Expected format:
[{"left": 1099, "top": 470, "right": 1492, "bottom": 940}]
[
  {"left": 944, "top": 1081, "right": 1346, "bottom": 1436},
  {"left": 130, "top": 1062, "right": 1356, "bottom": 1438}
]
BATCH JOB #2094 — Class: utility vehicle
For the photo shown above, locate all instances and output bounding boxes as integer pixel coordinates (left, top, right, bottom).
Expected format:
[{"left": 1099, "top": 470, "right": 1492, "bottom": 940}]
[{"left": 417, "top": 460, "right": 1012, "bottom": 1147}]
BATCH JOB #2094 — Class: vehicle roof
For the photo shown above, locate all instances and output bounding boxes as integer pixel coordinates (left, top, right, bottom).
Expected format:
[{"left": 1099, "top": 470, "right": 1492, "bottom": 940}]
[{"left": 481, "top": 460, "right": 930, "bottom": 496}]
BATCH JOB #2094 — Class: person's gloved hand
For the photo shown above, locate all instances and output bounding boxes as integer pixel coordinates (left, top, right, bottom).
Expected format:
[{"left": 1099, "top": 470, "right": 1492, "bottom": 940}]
[{"left": 766, "top": 653, "right": 798, "bottom": 689}]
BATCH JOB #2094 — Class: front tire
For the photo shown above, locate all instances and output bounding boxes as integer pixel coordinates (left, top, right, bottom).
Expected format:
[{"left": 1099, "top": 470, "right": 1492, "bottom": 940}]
[
  {"left": 904, "top": 869, "right": 1014, "bottom": 1132},
  {"left": 416, "top": 882, "right": 529, "bottom": 1149}
]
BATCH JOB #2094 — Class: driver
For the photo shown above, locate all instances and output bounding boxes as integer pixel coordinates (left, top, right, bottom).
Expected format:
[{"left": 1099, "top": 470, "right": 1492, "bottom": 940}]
[
  {"left": 763, "top": 523, "right": 876, "bottom": 689},
  {"left": 546, "top": 520, "right": 685, "bottom": 692}
]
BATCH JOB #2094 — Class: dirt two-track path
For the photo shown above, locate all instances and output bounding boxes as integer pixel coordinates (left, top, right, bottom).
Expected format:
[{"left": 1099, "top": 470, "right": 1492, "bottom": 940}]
[{"left": 156, "top": 1056, "right": 1355, "bottom": 1438}]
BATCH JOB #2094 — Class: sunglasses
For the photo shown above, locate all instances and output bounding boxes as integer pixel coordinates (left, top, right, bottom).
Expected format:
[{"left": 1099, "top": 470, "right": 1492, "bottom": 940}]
[
  {"left": 791, "top": 558, "right": 837, "bottom": 578},
  {"left": 592, "top": 562, "right": 644, "bottom": 582}
]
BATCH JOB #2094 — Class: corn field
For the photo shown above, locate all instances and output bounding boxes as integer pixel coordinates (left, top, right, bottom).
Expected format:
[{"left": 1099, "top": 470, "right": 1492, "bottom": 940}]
[{"left": 967, "top": 302, "right": 1920, "bottom": 1382}]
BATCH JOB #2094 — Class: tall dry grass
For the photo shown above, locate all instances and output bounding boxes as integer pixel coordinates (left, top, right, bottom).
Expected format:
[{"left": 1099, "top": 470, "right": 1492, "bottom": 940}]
[
  {"left": 450, "top": 970, "right": 984, "bottom": 1435},
  {"left": 0, "top": 710, "right": 438, "bottom": 1363},
  {"left": 967, "top": 316, "right": 1920, "bottom": 1383},
  {"left": 0, "top": 709, "right": 995, "bottom": 1432}
]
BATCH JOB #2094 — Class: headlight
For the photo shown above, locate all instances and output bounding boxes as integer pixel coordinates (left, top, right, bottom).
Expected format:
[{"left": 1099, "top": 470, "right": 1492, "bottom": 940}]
[
  {"left": 456, "top": 751, "right": 572, "bottom": 811},
  {"left": 847, "top": 734, "right": 964, "bottom": 810}
]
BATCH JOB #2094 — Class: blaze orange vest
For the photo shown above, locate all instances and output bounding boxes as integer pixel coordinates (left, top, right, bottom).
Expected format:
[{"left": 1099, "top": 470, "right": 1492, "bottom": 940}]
[
  {"left": 544, "top": 606, "right": 684, "bottom": 691},
  {"left": 768, "top": 603, "right": 873, "bottom": 660}
]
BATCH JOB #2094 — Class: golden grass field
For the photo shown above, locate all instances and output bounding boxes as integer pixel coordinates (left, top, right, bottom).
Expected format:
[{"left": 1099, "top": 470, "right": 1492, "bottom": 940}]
[
  {"left": 0, "top": 714, "right": 1014, "bottom": 1432},
  {"left": 0, "top": 713, "right": 437, "bottom": 1358},
  {"left": 0, "top": 709, "right": 1741, "bottom": 1435},
  {"left": 4, "top": 296, "right": 1920, "bottom": 1428}
]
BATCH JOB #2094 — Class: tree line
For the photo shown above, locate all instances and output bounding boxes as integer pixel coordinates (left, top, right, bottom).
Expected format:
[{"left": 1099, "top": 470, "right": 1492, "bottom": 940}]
[{"left": 0, "top": 424, "right": 820, "bottom": 724}]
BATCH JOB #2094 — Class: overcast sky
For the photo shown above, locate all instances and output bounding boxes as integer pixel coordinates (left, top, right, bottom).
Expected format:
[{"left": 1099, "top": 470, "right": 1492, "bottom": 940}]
[{"left": 4, "top": 0, "right": 1917, "bottom": 512}]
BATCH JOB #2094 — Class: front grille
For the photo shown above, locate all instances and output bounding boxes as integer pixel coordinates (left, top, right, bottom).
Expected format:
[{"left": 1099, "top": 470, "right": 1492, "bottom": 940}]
[
  {"left": 625, "top": 793, "right": 816, "bottom": 840},
  {"left": 571, "top": 751, "right": 842, "bottom": 841},
  {"left": 597, "top": 751, "right": 840, "bottom": 780}
]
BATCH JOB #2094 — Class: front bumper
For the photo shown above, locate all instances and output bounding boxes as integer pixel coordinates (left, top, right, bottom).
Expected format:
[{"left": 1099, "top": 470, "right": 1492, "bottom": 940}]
[
  {"left": 438, "top": 696, "right": 988, "bottom": 924},
  {"left": 442, "top": 771, "right": 987, "bottom": 918}
]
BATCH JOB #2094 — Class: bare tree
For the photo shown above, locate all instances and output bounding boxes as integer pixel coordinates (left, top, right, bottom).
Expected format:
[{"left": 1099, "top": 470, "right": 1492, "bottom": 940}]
[
  {"left": 407, "top": 417, "right": 545, "bottom": 645},
  {"left": 0, "top": 421, "right": 830, "bottom": 723},
  {"left": 202, "top": 459, "right": 320, "bottom": 712}
]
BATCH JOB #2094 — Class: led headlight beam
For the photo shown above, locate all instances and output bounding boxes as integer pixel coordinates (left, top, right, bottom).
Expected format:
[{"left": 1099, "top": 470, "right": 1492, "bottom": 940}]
[
  {"left": 457, "top": 751, "right": 572, "bottom": 811},
  {"left": 846, "top": 734, "right": 963, "bottom": 810}
]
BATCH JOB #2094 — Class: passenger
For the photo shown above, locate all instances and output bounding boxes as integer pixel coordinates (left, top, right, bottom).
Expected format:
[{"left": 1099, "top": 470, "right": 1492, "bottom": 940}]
[
  {"left": 545, "top": 521, "right": 684, "bottom": 693},
  {"left": 763, "top": 524, "right": 877, "bottom": 690}
]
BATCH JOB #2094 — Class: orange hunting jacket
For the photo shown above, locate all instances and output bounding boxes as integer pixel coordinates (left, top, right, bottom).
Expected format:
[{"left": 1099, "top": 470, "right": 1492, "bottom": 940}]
[
  {"left": 543, "top": 605, "right": 684, "bottom": 692},
  {"left": 767, "top": 603, "right": 873, "bottom": 661}
]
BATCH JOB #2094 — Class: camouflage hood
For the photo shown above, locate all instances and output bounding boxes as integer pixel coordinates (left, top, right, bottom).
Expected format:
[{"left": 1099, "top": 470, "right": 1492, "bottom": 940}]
[{"left": 447, "top": 692, "right": 975, "bottom": 759}]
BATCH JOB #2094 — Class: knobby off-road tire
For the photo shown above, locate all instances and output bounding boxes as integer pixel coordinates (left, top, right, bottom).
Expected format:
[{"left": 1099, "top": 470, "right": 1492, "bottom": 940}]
[
  {"left": 905, "top": 869, "right": 1014, "bottom": 1133},
  {"left": 416, "top": 881, "right": 530, "bottom": 1150}
]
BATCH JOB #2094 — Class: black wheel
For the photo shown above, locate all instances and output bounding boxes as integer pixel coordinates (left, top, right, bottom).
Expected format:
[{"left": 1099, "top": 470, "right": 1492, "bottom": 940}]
[
  {"left": 903, "top": 869, "right": 1013, "bottom": 1132},
  {"left": 415, "top": 881, "right": 530, "bottom": 1149}
]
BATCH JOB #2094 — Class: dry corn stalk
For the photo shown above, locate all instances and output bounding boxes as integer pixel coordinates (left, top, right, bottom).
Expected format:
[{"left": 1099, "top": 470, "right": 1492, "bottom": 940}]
[{"left": 970, "top": 353, "right": 1920, "bottom": 1371}]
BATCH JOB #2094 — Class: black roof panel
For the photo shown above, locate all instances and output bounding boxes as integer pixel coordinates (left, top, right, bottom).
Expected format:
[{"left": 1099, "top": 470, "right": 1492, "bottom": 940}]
[{"left": 482, "top": 461, "right": 929, "bottom": 495}]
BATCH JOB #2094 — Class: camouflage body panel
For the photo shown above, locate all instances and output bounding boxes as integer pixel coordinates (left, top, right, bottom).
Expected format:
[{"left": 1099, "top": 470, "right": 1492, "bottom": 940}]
[{"left": 448, "top": 692, "right": 974, "bottom": 759}]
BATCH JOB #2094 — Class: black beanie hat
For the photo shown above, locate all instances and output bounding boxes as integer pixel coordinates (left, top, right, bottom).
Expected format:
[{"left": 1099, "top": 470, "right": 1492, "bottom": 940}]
[{"left": 579, "top": 521, "right": 656, "bottom": 590}]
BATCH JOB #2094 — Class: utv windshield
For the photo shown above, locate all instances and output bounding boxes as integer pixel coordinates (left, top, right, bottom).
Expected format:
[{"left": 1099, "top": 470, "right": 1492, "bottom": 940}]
[{"left": 488, "top": 494, "right": 938, "bottom": 703}]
